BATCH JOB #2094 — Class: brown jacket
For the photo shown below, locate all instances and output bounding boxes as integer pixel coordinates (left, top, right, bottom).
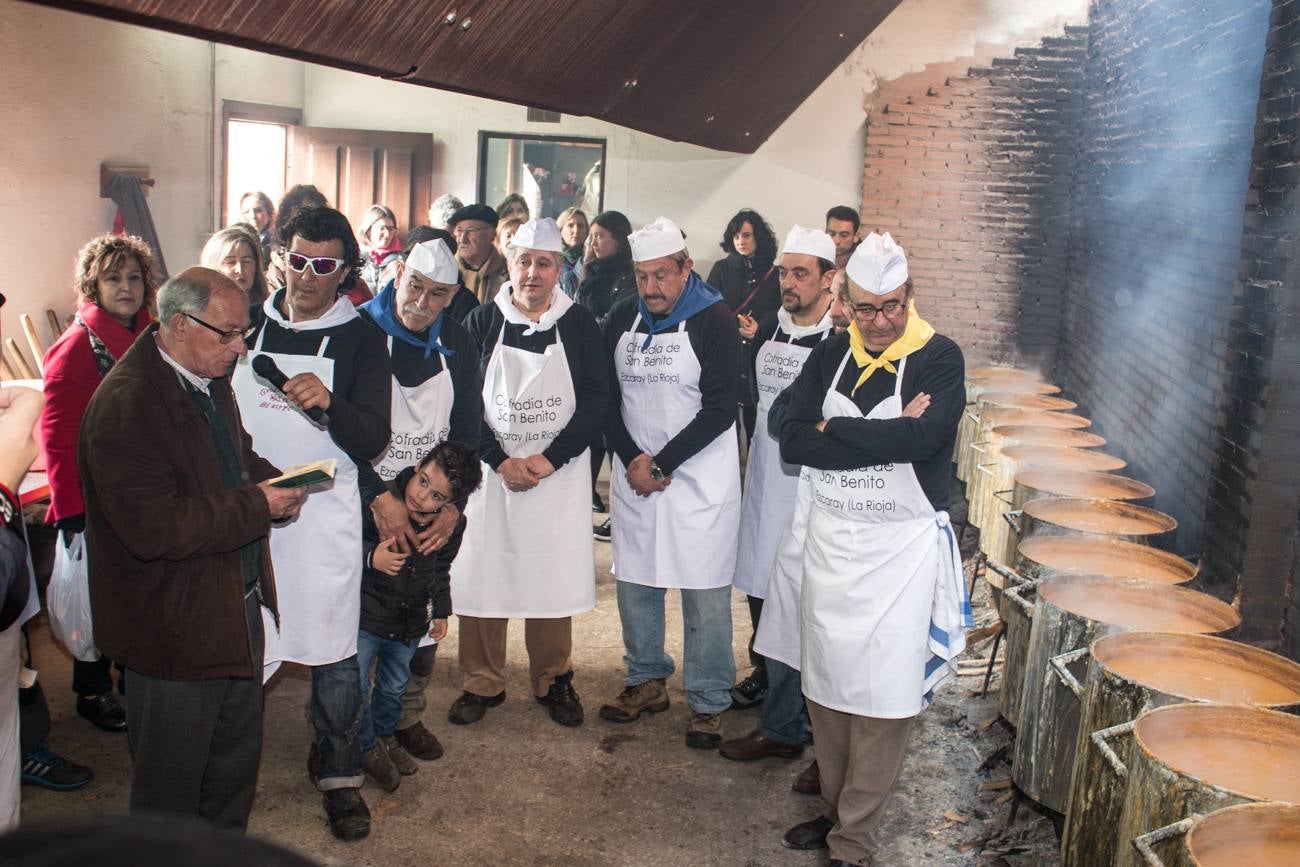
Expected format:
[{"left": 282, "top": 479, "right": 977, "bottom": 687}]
[
  {"left": 79, "top": 327, "right": 280, "bottom": 680},
  {"left": 459, "top": 248, "right": 509, "bottom": 303}
]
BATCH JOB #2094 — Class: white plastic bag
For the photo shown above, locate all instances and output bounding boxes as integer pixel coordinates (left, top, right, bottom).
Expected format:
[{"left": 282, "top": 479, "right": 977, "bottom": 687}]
[{"left": 47, "top": 531, "right": 98, "bottom": 662}]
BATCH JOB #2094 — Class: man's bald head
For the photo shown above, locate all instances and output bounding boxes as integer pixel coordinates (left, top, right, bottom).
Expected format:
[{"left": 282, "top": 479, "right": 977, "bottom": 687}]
[
  {"left": 158, "top": 266, "right": 244, "bottom": 329},
  {"left": 157, "top": 266, "right": 254, "bottom": 379}
]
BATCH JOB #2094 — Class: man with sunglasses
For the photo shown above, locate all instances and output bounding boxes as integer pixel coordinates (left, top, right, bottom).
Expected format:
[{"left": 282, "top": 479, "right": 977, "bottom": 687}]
[
  {"left": 80, "top": 268, "right": 306, "bottom": 829},
  {"left": 231, "top": 206, "right": 392, "bottom": 841},
  {"left": 355, "top": 238, "right": 482, "bottom": 773},
  {"left": 447, "top": 204, "right": 508, "bottom": 303},
  {"left": 776, "top": 234, "right": 970, "bottom": 867}
]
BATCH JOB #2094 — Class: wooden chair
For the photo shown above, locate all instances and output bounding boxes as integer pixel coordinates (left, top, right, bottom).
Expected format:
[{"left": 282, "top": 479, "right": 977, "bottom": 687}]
[
  {"left": 3, "top": 339, "right": 36, "bottom": 380},
  {"left": 19, "top": 314, "right": 45, "bottom": 375}
]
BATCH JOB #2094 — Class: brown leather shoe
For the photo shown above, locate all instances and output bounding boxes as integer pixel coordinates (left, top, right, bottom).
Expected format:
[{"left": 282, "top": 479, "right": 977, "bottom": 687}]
[
  {"left": 718, "top": 728, "right": 804, "bottom": 761},
  {"left": 792, "top": 758, "right": 821, "bottom": 795},
  {"left": 393, "top": 721, "right": 444, "bottom": 761},
  {"left": 598, "top": 678, "right": 669, "bottom": 723}
]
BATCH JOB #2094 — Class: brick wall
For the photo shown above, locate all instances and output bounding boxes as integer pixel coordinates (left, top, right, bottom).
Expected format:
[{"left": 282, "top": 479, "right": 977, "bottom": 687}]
[
  {"left": 858, "top": 0, "right": 1300, "bottom": 650},
  {"left": 1202, "top": 0, "right": 1300, "bottom": 650},
  {"left": 859, "top": 28, "right": 1086, "bottom": 368},
  {"left": 1057, "top": 1, "right": 1272, "bottom": 559}
]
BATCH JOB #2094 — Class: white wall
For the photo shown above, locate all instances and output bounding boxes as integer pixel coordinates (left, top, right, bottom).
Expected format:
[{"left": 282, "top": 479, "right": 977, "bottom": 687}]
[{"left": 0, "top": 0, "right": 1084, "bottom": 359}]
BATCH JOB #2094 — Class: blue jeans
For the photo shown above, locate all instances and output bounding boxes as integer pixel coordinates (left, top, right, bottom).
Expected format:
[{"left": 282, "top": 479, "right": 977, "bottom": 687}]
[
  {"left": 310, "top": 654, "right": 363, "bottom": 790},
  {"left": 357, "top": 630, "right": 420, "bottom": 751},
  {"left": 615, "top": 581, "right": 735, "bottom": 714},
  {"left": 759, "top": 658, "right": 810, "bottom": 745}
]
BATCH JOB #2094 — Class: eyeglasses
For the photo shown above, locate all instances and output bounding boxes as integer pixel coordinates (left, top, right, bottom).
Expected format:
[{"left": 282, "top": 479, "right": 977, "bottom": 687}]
[
  {"left": 850, "top": 298, "right": 907, "bottom": 321},
  {"left": 286, "top": 252, "right": 346, "bottom": 276},
  {"left": 452, "top": 226, "right": 490, "bottom": 240},
  {"left": 185, "top": 313, "right": 256, "bottom": 345}
]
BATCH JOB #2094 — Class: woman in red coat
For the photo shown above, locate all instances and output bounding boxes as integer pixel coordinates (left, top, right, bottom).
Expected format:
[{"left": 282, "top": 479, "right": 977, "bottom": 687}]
[{"left": 37, "top": 234, "right": 158, "bottom": 733}]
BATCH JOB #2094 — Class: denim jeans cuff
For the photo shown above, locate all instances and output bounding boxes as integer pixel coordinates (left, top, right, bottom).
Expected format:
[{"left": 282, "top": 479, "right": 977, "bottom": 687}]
[{"left": 316, "top": 774, "right": 364, "bottom": 792}]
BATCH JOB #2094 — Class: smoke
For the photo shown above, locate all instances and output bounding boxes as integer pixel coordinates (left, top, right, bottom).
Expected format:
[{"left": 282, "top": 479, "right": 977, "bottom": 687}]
[{"left": 1055, "top": 1, "right": 1272, "bottom": 558}]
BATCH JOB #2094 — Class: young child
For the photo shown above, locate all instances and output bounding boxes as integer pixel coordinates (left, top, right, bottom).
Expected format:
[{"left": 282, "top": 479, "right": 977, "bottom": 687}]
[{"left": 358, "top": 441, "right": 482, "bottom": 791}]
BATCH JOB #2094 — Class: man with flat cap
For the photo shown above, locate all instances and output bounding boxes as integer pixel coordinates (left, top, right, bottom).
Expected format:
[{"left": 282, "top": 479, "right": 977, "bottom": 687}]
[
  {"left": 777, "top": 233, "right": 970, "bottom": 866},
  {"left": 450, "top": 217, "right": 608, "bottom": 727},
  {"left": 448, "top": 204, "right": 509, "bottom": 303},
  {"left": 598, "top": 216, "right": 741, "bottom": 750},
  {"left": 357, "top": 237, "right": 482, "bottom": 771}
]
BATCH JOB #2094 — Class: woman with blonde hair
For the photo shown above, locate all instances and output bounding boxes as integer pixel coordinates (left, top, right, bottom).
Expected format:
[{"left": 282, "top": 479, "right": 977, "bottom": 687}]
[
  {"left": 37, "top": 234, "right": 159, "bottom": 736},
  {"left": 201, "top": 224, "right": 267, "bottom": 309}
]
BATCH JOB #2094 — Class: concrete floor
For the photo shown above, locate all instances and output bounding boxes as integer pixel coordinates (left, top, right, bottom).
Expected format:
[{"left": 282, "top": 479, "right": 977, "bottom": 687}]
[{"left": 17, "top": 479, "right": 1045, "bottom": 866}]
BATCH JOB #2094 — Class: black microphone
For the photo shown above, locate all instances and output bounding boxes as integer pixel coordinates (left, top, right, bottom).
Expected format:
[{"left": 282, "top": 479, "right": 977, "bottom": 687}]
[{"left": 251, "top": 354, "right": 330, "bottom": 425}]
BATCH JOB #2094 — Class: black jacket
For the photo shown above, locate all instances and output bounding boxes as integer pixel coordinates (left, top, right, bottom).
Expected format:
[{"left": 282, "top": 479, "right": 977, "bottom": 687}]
[{"left": 360, "top": 467, "right": 463, "bottom": 642}]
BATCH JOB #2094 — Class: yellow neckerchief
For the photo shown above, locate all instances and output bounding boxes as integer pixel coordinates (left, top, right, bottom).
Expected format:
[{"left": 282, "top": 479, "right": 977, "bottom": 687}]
[{"left": 847, "top": 299, "right": 935, "bottom": 395}]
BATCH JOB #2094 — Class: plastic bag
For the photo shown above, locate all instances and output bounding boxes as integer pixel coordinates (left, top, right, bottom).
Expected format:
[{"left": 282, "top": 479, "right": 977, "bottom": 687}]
[{"left": 47, "top": 531, "right": 98, "bottom": 662}]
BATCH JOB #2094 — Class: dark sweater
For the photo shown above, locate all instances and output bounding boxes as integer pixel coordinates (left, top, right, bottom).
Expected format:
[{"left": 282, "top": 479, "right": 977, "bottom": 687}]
[
  {"left": 446, "top": 286, "right": 480, "bottom": 323},
  {"left": 355, "top": 309, "right": 483, "bottom": 505},
  {"left": 465, "top": 297, "right": 610, "bottom": 471},
  {"left": 603, "top": 294, "right": 740, "bottom": 475},
  {"left": 251, "top": 291, "right": 393, "bottom": 464},
  {"left": 360, "top": 467, "right": 462, "bottom": 642},
  {"left": 779, "top": 332, "right": 965, "bottom": 510}
]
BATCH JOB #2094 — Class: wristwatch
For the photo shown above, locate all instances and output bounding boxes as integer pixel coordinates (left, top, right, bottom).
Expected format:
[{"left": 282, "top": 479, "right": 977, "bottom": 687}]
[{"left": 648, "top": 460, "right": 666, "bottom": 481}]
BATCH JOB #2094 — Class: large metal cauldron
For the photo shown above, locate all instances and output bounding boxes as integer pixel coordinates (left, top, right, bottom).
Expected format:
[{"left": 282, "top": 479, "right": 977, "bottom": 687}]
[
  {"left": 1003, "top": 497, "right": 1177, "bottom": 567},
  {"left": 963, "top": 396, "right": 1085, "bottom": 487},
  {"left": 958, "top": 408, "right": 1091, "bottom": 485},
  {"left": 993, "top": 537, "right": 1197, "bottom": 727},
  {"left": 1114, "top": 703, "right": 1300, "bottom": 867},
  {"left": 958, "top": 380, "right": 1063, "bottom": 473},
  {"left": 1012, "top": 579, "right": 1239, "bottom": 813},
  {"left": 990, "top": 424, "right": 1107, "bottom": 450},
  {"left": 975, "top": 446, "right": 1127, "bottom": 562},
  {"left": 1012, "top": 468, "right": 1155, "bottom": 513},
  {"left": 1184, "top": 803, "right": 1300, "bottom": 866},
  {"left": 1061, "top": 632, "right": 1300, "bottom": 867}
]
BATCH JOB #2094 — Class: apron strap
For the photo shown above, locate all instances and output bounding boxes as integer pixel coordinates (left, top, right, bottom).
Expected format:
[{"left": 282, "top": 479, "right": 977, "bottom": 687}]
[
  {"left": 317, "top": 335, "right": 331, "bottom": 357},
  {"left": 253, "top": 323, "right": 268, "bottom": 352},
  {"left": 893, "top": 355, "right": 908, "bottom": 399}
]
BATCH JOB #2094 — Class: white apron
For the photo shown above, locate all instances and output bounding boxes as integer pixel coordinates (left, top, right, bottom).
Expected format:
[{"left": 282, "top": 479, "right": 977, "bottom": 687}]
[
  {"left": 232, "top": 328, "right": 363, "bottom": 670},
  {"left": 754, "top": 351, "right": 895, "bottom": 671},
  {"left": 733, "top": 318, "right": 827, "bottom": 597},
  {"left": 375, "top": 334, "right": 455, "bottom": 647},
  {"left": 373, "top": 335, "right": 454, "bottom": 482},
  {"left": 450, "top": 317, "right": 595, "bottom": 618},
  {"left": 610, "top": 315, "right": 742, "bottom": 589},
  {"left": 800, "top": 352, "right": 969, "bottom": 718},
  {"left": 752, "top": 468, "right": 813, "bottom": 670}
]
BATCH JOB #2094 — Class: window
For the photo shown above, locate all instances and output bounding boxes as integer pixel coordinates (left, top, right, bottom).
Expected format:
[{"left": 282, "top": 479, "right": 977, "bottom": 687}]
[
  {"left": 477, "top": 131, "right": 606, "bottom": 220},
  {"left": 219, "top": 101, "right": 303, "bottom": 228}
]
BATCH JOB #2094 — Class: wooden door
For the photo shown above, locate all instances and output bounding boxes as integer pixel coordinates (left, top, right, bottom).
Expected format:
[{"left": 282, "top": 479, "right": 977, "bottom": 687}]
[{"left": 287, "top": 126, "right": 434, "bottom": 239}]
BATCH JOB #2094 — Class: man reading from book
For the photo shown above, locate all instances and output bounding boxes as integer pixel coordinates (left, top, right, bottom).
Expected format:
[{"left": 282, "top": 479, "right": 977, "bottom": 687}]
[{"left": 79, "top": 267, "right": 305, "bottom": 829}]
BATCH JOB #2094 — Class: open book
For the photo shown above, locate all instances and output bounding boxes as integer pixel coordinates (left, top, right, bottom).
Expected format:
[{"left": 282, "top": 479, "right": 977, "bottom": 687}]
[{"left": 267, "top": 459, "right": 337, "bottom": 489}]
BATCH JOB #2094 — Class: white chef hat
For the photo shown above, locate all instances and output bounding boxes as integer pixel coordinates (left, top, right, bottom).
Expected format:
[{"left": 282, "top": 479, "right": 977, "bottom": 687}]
[
  {"left": 404, "top": 238, "right": 459, "bottom": 284},
  {"left": 629, "top": 216, "right": 687, "bottom": 262},
  {"left": 845, "top": 232, "right": 909, "bottom": 296},
  {"left": 509, "top": 217, "right": 564, "bottom": 253},
  {"left": 781, "top": 225, "right": 836, "bottom": 263}
]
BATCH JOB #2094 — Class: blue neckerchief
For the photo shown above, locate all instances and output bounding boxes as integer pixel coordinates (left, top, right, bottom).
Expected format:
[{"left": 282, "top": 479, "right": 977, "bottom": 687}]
[
  {"left": 635, "top": 272, "right": 722, "bottom": 350},
  {"left": 360, "top": 280, "right": 453, "bottom": 359}
]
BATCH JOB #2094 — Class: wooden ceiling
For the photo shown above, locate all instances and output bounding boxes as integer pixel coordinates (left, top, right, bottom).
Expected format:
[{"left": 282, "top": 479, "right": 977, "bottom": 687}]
[{"left": 24, "top": 0, "right": 902, "bottom": 153}]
